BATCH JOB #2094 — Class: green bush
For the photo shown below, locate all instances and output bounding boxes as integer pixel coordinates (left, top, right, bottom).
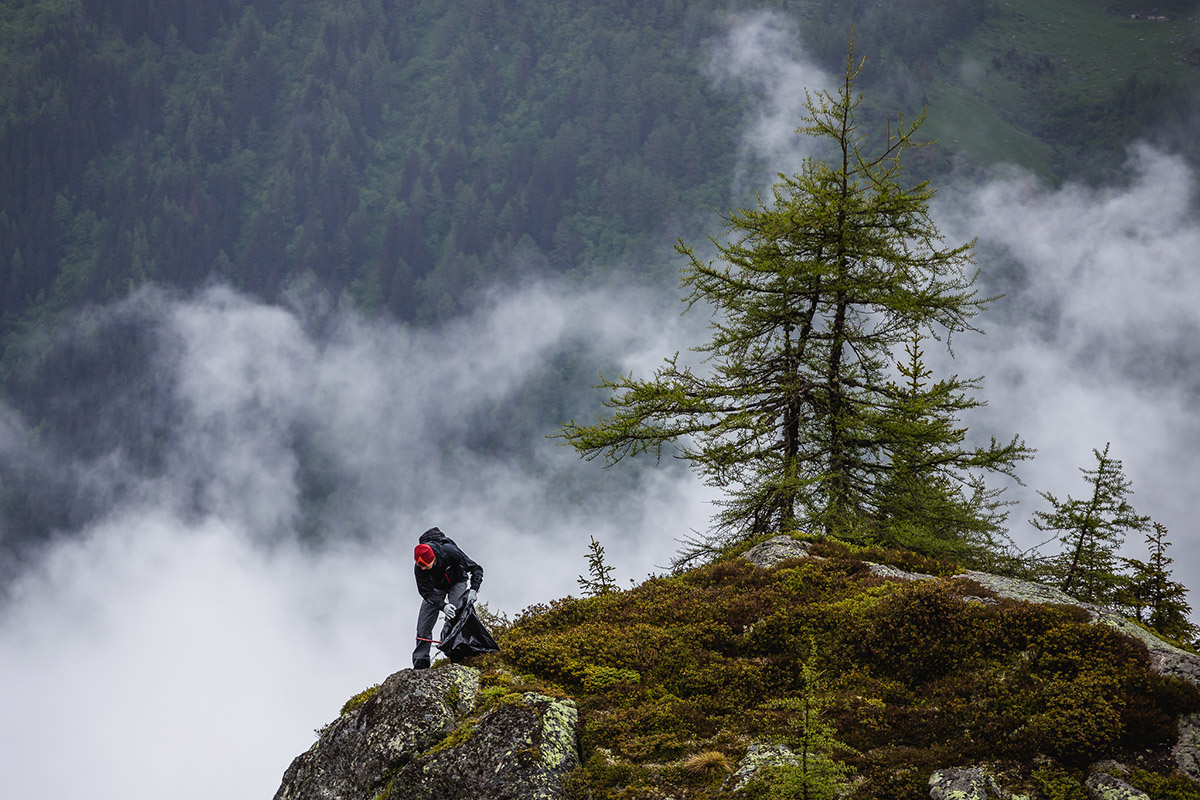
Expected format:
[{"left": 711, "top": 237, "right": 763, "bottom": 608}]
[
  {"left": 581, "top": 664, "right": 641, "bottom": 692},
  {"left": 862, "top": 580, "right": 971, "bottom": 684},
  {"left": 1126, "top": 767, "right": 1200, "bottom": 800},
  {"left": 1031, "top": 765, "right": 1088, "bottom": 800},
  {"left": 1026, "top": 672, "right": 1124, "bottom": 763}
]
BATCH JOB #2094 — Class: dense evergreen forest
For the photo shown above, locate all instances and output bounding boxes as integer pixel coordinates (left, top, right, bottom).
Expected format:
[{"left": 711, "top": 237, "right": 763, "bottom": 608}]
[
  {"left": 2, "top": 0, "right": 1198, "bottom": 570},
  {"left": 2, "top": 0, "right": 746, "bottom": 334},
  {"left": 4, "top": 0, "right": 1195, "bottom": 345}
]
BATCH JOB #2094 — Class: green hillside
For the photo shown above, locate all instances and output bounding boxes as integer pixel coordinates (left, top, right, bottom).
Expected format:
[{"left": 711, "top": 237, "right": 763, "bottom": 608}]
[
  {"left": 915, "top": 0, "right": 1200, "bottom": 176},
  {"left": 455, "top": 536, "right": 1200, "bottom": 800}
]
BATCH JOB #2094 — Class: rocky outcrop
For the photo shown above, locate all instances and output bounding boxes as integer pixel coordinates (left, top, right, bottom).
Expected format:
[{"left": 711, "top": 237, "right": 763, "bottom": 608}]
[
  {"left": 275, "top": 666, "right": 480, "bottom": 800},
  {"left": 741, "top": 537, "right": 816, "bottom": 568},
  {"left": 928, "top": 767, "right": 1002, "bottom": 800},
  {"left": 1176, "top": 713, "right": 1200, "bottom": 786},
  {"left": 386, "top": 691, "right": 579, "bottom": 800},
  {"left": 274, "top": 666, "right": 579, "bottom": 800},
  {"left": 1084, "top": 771, "right": 1150, "bottom": 800},
  {"left": 926, "top": 764, "right": 1154, "bottom": 800},
  {"left": 724, "top": 742, "right": 801, "bottom": 792}
]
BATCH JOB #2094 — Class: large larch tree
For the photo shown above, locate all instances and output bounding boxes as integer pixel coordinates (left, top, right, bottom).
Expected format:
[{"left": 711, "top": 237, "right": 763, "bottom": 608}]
[{"left": 561, "top": 46, "right": 1028, "bottom": 559}]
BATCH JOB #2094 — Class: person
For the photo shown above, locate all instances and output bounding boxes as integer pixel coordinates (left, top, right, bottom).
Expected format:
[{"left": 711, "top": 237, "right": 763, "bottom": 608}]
[{"left": 412, "top": 526, "right": 484, "bottom": 670}]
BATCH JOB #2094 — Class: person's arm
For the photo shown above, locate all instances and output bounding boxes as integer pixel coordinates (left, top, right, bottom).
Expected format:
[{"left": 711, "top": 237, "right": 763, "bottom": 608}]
[
  {"left": 445, "top": 544, "right": 483, "bottom": 592},
  {"left": 462, "top": 551, "right": 483, "bottom": 592}
]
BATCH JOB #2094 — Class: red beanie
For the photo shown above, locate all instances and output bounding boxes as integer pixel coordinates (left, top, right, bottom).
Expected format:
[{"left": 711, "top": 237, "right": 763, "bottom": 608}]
[{"left": 414, "top": 543, "right": 435, "bottom": 566}]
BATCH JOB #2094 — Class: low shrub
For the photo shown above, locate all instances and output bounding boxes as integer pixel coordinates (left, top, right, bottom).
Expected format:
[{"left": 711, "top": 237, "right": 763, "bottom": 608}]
[
  {"left": 498, "top": 546, "right": 1196, "bottom": 800},
  {"left": 862, "top": 579, "right": 971, "bottom": 684},
  {"left": 1126, "top": 767, "right": 1200, "bottom": 800},
  {"left": 1031, "top": 765, "right": 1088, "bottom": 800}
]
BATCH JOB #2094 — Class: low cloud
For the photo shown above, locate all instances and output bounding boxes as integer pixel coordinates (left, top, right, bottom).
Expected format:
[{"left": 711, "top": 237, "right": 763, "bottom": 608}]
[
  {"left": 934, "top": 144, "right": 1200, "bottom": 586},
  {"left": 705, "top": 10, "right": 837, "bottom": 193},
  {"left": 0, "top": 279, "right": 718, "bottom": 799}
]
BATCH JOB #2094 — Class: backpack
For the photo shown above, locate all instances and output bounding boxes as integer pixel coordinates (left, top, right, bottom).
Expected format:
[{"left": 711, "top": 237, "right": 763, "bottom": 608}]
[{"left": 419, "top": 526, "right": 457, "bottom": 549}]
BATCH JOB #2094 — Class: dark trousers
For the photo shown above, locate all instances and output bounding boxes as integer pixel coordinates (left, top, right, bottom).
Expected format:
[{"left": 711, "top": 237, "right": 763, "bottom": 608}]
[{"left": 412, "top": 579, "right": 470, "bottom": 669}]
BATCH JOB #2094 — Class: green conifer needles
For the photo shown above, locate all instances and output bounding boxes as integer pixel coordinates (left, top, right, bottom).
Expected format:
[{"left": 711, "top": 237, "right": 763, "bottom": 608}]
[
  {"left": 1031, "top": 443, "right": 1150, "bottom": 604},
  {"left": 560, "top": 45, "right": 1028, "bottom": 553},
  {"left": 578, "top": 536, "right": 619, "bottom": 596},
  {"left": 1120, "top": 523, "right": 1198, "bottom": 643}
]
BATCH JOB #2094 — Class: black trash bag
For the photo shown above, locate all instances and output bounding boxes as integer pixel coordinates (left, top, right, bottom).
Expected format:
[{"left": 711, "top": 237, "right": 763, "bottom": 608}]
[{"left": 437, "top": 603, "right": 500, "bottom": 663}]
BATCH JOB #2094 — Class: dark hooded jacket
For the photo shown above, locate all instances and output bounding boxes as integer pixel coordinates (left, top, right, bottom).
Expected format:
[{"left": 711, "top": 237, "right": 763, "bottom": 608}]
[{"left": 414, "top": 527, "right": 483, "bottom": 604}]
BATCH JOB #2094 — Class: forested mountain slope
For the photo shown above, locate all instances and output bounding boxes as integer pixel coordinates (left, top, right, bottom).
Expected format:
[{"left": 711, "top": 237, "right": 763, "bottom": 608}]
[{"left": 2, "top": 0, "right": 1197, "bottom": 345}]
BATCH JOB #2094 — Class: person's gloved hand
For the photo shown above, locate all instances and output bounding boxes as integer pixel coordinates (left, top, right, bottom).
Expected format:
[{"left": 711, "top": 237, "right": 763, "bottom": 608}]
[
  {"left": 468, "top": 589, "right": 478, "bottom": 606},
  {"left": 443, "top": 603, "right": 457, "bottom": 620}
]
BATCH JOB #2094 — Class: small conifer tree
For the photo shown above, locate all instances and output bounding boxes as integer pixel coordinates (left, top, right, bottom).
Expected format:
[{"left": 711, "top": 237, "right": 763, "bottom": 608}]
[
  {"left": 1119, "top": 523, "right": 1197, "bottom": 643},
  {"left": 1031, "top": 443, "right": 1149, "bottom": 603},
  {"left": 872, "top": 329, "right": 1024, "bottom": 562},
  {"left": 577, "top": 535, "right": 618, "bottom": 596},
  {"left": 745, "top": 644, "right": 852, "bottom": 800}
]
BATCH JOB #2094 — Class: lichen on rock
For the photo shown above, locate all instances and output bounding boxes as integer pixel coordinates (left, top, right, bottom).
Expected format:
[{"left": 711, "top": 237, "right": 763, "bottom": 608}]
[
  {"left": 274, "top": 666, "right": 480, "bottom": 800},
  {"left": 531, "top": 692, "right": 580, "bottom": 772},
  {"left": 928, "top": 767, "right": 1001, "bottom": 800},
  {"left": 273, "top": 668, "right": 579, "bottom": 800},
  {"left": 386, "top": 692, "right": 579, "bottom": 800},
  {"left": 1176, "top": 713, "right": 1200, "bottom": 784},
  {"left": 724, "top": 742, "right": 801, "bottom": 792},
  {"left": 1084, "top": 771, "right": 1151, "bottom": 800},
  {"left": 741, "top": 536, "right": 816, "bottom": 569}
]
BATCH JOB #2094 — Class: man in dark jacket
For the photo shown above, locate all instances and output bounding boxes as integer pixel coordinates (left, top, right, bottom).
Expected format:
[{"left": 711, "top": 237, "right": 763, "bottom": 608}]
[{"left": 412, "top": 526, "right": 484, "bottom": 670}]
